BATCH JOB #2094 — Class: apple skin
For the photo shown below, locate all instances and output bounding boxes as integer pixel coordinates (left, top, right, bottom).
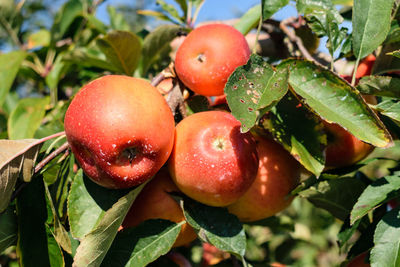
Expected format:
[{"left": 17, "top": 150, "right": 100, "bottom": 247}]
[
  {"left": 227, "top": 134, "right": 301, "bottom": 222},
  {"left": 64, "top": 75, "right": 175, "bottom": 189},
  {"left": 347, "top": 252, "right": 370, "bottom": 267},
  {"left": 356, "top": 54, "right": 376, "bottom": 79},
  {"left": 324, "top": 121, "right": 374, "bottom": 169},
  {"left": 168, "top": 111, "right": 259, "bottom": 207},
  {"left": 175, "top": 23, "right": 251, "bottom": 96},
  {"left": 121, "top": 169, "right": 197, "bottom": 247}
]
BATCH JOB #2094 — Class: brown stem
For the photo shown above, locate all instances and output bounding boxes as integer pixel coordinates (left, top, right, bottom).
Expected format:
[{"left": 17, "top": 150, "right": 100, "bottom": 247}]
[
  {"left": 35, "top": 142, "right": 70, "bottom": 173},
  {"left": 279, "top": 17, "right": 315, "bottom": 62},
  {"left": 151, "top": 72, "right": 167, "bottom": 87},
  {"left": 151, "top": 62, "right": 177, "bottom": 87}
]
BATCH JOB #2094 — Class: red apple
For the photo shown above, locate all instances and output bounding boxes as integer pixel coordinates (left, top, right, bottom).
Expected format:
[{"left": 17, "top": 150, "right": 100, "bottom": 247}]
[
  {"left": 168, "top": 111, "right": 259, "bottom": 207},
  {"left": 227, "top": 134, "right": 301, "bottom": 222},
  {"left": 175, "top": 23, "right": 251, "bottom": 96},
  {"left": 347, "top": 252, "right": 370, "bottom": 267},
  {"left": 121, "top": 169, "right": 197, "bottom": 247},
  {"left": 64, "top": 75, "right": 175, "bottom": 189},
  {"left": 324, "top": 121, "right": 374, "bottom": 169}
]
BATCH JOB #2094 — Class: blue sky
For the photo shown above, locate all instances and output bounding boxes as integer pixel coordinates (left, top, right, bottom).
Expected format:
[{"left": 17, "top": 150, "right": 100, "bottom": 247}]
[
  {"left": 95, "top": 0, "right": 350, "bottom": 55},
  {"left": 96, "top": 0, "right": 298, "bottom": 27}
]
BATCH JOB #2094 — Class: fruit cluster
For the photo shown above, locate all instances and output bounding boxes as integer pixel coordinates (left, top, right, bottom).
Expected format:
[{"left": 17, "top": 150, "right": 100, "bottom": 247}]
[{"left": 64, "top": 23, "right": 374, "bottom": 247}]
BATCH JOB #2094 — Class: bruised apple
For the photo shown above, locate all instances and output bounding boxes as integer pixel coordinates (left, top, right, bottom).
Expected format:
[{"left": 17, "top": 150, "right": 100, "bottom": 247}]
[
  {"left": 168, "top": 111, "right": 259, "bottom": 207},
  {"left": 175, "top": 23, "right": 251, "bottom": 96},
  {"left": 227, "top": 134, "right": 301, "bottom": 222},
  {"left": 121, "top": 169, "right": 197, "bottom": 247},
  {"left": 64, "top": 75, "right": 175, "bottom": 189}
]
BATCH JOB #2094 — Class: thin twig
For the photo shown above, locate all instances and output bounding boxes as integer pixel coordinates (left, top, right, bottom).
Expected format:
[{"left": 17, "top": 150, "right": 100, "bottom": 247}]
[
  {"left": 35, "top": 142, "right": 70, "bottom": 173},
  {"left": 10, "top": 142, "right": 70, "bottom": 202},
  {"left": 279, "top": 17, "right": 314, "bottom": 62}
]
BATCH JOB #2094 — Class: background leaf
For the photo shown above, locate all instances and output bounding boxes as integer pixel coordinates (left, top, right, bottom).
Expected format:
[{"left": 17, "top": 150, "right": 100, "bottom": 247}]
[
  {"left": 8, "top": 97, "right": 50, "bottom": 140},
  {"left": 102, "top": 219, "right": 183, "bottom": 267},
  {"left": 0, "top": 51, "right": 27, "bottom": 107},
  {"left": 96, "top": 30, "right": 142, "bottom": 76},
  {"left": 140, "top": 24, "right": 183, "bottom": 75},
  {"left": 352, "top": 0, "right": 395, "bottom": 59}
]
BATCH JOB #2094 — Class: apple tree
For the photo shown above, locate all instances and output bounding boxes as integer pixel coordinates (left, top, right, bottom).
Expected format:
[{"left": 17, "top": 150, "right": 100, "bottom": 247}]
[{"left": 1, "top": 0, "right": 400, "bottom": 266}]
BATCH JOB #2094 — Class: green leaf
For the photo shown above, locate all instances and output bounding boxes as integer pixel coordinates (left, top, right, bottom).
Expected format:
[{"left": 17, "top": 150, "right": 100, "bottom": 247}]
[
  {"left": 224, "top": 54, "right": 276, "bottom": 132},
  {"left": 72, "top": 182, "right": 146, "bottom": 267},
  {"left": 338, "top": 219, "right": 362, "bottom": 248},
  {"left": 156, "top": 0, "right": 184, "bottom": 23},
  {"left": 350, "top": 176, "right": 400, "bottom": 224},
  {"left": 352, "top": 0, "right": 395, "bottom": 59},
  {"left": 8, "top": 97, "right": 50, "bottom": 140},
  {"left": 182, "top": 197, "right": 246, "bottom": 257},
  {"left": 16, "top": 177, "right": 57, "bottom": 267},
  {"left": 357, "top": 76, "right": 400, "bottom": 98},
  {"left": 0, "top": 51, "right": 27, "bottom": 107},
  {"left": 68, "top": 170, "right": 131, "bottom": 239},
  {"left": 388, "top": 49, "right": 400, "bottom": 59},
  {"left": 45, "top": 226, "right": 65, "bottom": 267},
  {"left": 140, "top": 25, "right": 183, "bottom": 75},
  {"left": 137, "top": 10, "right": 172, "bottom": 23},
  {"left": 297, "top": 0, "right": 343, "bottom": 24},
  {"left": 262, "top": 0, "right": 289, "bottom": 20},
  {"left": 44, "top": 182, "right": 72, "bottom": 254},
  {"left": 298, "top": 177, "right": 367, "bottom": 221},
  {"left": 0, "top": 206, "right": 17, "bottom": 253},
  {"left": 371, "top": 207, "right": 400, "bottom": 267},
  {"left": 0, "top": 139, "right": 43, "bottom": 212},
  {"left": 107, "top": 6, "right": 130, "bottom": 31},
  {"left": 96, "top": 30, "right": 142, "bottom": 76},
  {"left": 282, "top": 59, "right": 392, "bottom": 148},
  {"left": 63, "top": 47, "right": 120, "bottom": 72},
  {"left": 45, "top": 52, "right": 69, "bottom": 90},
  {"left": 376, "top": 100, "right": 400, "bottom": 124},
  {"left": 175, "top": 0, "right": 188, "bottom": 17},
  {"left": 262, "top": 93, "right": 325, "bottom": 176},
  {"left": 297, "top": 0, "right": 345, "bottom": 57},
  {"left": 26, "top": 29, "right": 51, "bottom": 49},
  {"left": 102, "top": 219, "right": 183, "bottom": 267},
  {"left": 51, "top": 0, "right": 83, "bottom": 41},
  {"left": 384, "top": 20, "right": 400, "bottom": 45},
  {"left": 234, "top": 4, "right": 261, "bottom": 35}
]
